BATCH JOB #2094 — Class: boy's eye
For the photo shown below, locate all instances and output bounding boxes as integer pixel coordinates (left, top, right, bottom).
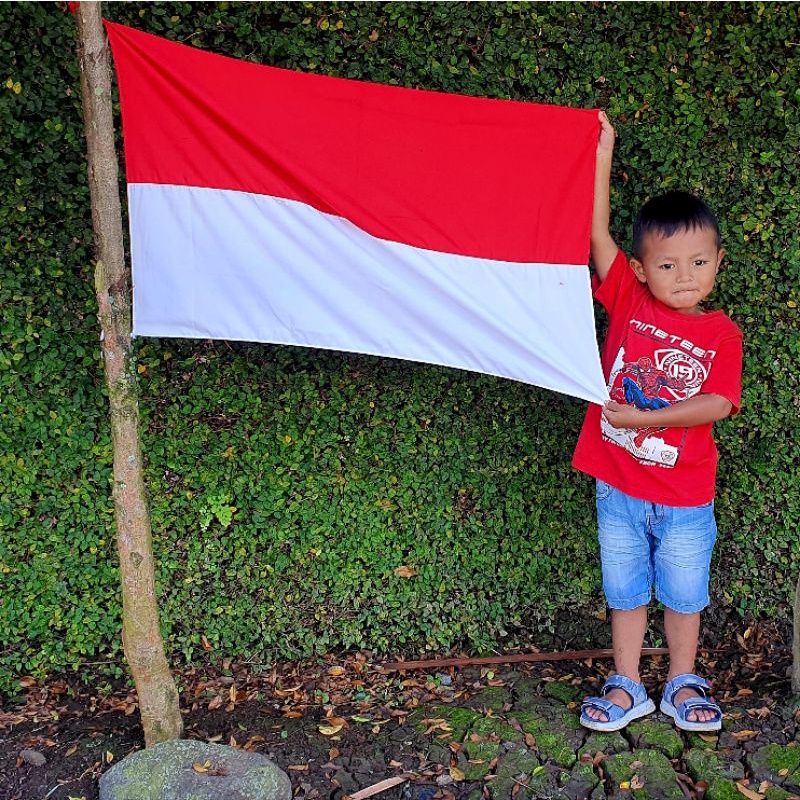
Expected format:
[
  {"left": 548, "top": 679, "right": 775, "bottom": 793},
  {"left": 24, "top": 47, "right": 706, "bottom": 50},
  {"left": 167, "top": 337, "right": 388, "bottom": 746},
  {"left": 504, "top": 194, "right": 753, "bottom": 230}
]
[
  {"left": 693, "top": 259, "right": 709, "bottom": 267},
  {"left": 658, "top": 263, "right": 674, "bottom": 270}
]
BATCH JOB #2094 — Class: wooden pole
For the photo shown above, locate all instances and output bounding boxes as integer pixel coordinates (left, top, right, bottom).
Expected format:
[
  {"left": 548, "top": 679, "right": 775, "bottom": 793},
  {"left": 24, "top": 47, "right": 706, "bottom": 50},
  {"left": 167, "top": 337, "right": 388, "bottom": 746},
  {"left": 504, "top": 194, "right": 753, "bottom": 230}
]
[
  {"left": 75, "top": 0, "right": 183, "bottom": 745},
  {"left": 793, "top": 575, "right": 800, "bottom": 694}
]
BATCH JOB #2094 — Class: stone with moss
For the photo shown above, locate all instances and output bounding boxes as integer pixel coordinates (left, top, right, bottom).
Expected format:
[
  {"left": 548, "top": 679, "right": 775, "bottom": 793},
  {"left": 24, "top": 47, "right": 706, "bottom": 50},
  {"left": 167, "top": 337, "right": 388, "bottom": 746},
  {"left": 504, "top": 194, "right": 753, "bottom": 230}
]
[
  {"left": 467, "top": 686, "right": 513, "bottom": 712},
  {"left": 99, "top": 740, "right": 291, "bottom": 800},
  {"left": 543, "top": 680, "right": 584, "bottom": 706},
  {"left": 490, "top": 744, "right": 541, "bottom": 798},
  {"left": 750, "top": 743, "right": 800, "bottom": 790},
  {"left": 410, "top": 705, "right": 482, "bottom": 742},
  {"left": 468, "top": 713, "right": 523, "bottom": 744},
  {"left": 579, "top": 731, "right": 630, "bottom": 758},
  {"left": 685, "top": 731, "right": 720, "bottom": 750},
  {"left": 602, "top": 749, "right": 684, "bottom": 800},
  {"left": 685, "top": 748, "right": 744, "bottom": 782},
  {"left": 551, "top": 704, "right": 584, "bottom": 732},
  {"left": 705, "top": 778, "right": 747, "bottom": 800},
  {"left": 561, "top": 758, "right": 600, "bottom": 800},
  {"left": 459, "top": 738, "right": 499, "bottom": 781},
  {"left": 511, "top": 710, "right": 577, "bottom": 768},
  {"left": 512, "top": 676, "right": 544, "bottom": 711},
  {"left": 765, "top": 787, "right": 796, "bottom": 800},
  {"left": 626, "top": 718, "right": 683, "bottom": 760}
]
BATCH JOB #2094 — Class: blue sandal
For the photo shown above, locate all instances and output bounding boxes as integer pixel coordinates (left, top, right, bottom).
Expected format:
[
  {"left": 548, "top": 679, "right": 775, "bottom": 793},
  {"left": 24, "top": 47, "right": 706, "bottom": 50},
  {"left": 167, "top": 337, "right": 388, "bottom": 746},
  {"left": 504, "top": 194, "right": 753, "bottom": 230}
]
[
  {"left": 660, "top": 673, "right": 722, "bottom": 732},
  {"left": 580, "top": 674, "right": 655, "bottom": 732}
]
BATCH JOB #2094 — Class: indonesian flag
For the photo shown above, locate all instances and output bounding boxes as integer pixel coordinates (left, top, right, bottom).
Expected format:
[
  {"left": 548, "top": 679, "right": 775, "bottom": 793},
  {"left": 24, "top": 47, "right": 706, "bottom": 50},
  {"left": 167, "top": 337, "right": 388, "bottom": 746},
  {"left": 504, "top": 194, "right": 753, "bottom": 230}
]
[{"left": 106, "top": 21, "right": 608, "bottom": 405}]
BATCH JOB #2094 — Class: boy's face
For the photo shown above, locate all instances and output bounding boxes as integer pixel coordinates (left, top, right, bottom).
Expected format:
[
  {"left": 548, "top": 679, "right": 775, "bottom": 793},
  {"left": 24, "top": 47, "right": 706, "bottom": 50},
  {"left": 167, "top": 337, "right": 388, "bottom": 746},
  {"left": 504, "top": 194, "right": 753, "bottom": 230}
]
[{"left": 630, "top": 226, "right": 725, "bottom": 315}]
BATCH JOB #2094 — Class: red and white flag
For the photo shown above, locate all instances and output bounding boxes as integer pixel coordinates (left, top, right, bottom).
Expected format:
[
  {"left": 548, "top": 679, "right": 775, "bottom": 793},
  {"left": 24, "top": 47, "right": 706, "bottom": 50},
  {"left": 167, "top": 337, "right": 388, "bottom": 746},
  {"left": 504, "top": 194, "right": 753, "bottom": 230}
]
[{"left": 106, "top": 21, "right": 607, "bottom": 404}]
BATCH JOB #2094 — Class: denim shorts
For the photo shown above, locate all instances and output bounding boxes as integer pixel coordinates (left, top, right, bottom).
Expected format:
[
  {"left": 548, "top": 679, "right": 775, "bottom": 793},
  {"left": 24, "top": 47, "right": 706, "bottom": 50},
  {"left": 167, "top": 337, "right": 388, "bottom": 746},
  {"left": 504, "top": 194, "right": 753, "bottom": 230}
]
[{"left": 596, "top": 480, "right": 717, "bottom": 613}]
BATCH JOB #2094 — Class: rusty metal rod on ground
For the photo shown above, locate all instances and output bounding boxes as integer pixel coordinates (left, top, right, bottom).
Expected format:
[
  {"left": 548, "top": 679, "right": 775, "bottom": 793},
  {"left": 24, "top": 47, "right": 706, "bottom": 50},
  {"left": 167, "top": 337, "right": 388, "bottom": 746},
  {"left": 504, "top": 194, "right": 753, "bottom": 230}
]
[{"left": 381, "top": 647, "right": 670, "bottom": 672}]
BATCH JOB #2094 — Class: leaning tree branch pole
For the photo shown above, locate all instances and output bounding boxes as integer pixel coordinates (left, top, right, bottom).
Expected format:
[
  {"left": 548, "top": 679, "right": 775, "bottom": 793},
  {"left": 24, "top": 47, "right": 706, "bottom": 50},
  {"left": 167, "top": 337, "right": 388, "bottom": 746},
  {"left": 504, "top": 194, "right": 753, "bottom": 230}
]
[
  {"left": 75, "top": 1, "right": 183, "bottom": 745},
  {"left": 793, "top": 575, "right": 800, "bottom": 694}
]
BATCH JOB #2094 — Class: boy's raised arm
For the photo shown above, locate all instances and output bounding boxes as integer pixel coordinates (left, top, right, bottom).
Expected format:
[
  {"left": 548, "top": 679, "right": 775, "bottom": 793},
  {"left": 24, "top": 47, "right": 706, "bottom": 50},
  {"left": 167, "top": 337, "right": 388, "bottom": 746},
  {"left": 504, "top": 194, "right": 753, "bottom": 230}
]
[{"left": 590, "top": 111, "right": 619, "bottom": 283}]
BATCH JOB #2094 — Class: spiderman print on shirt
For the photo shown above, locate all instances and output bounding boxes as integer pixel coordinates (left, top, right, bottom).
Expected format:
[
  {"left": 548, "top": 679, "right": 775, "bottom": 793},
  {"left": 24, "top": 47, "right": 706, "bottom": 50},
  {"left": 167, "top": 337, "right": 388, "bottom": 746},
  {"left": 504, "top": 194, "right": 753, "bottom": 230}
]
[{"left": 601, "top": 343, "right": 710, "bottom": 468}]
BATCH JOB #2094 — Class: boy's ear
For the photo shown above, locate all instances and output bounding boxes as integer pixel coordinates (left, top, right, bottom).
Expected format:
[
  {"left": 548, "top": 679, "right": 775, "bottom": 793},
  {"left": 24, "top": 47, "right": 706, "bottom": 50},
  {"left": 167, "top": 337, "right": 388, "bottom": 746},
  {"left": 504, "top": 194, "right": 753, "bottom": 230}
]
[
  {"left": 716, "top": 248, "right": 726, "bottom": 273},
  {"left": 630, "top": 258, "right": 648, "bottom": 283}
]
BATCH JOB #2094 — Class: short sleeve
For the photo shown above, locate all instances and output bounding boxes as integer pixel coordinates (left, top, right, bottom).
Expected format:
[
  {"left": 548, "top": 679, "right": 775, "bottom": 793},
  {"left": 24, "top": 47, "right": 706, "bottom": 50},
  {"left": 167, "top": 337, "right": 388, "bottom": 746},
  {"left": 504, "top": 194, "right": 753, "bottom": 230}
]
[
  {"left": 702, "top": 331, "right": 743, "bottom": 415},
  {"left": 593, "top": 249, "right": 647, "bottom": 317}
]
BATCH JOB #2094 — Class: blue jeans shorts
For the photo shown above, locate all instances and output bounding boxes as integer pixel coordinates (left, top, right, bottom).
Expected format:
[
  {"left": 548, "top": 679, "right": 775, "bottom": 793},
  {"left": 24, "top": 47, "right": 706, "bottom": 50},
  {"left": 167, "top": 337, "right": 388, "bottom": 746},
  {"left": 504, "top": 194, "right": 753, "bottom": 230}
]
[{"left": 596, "top": 480, "right": 717, "bottom": 614}]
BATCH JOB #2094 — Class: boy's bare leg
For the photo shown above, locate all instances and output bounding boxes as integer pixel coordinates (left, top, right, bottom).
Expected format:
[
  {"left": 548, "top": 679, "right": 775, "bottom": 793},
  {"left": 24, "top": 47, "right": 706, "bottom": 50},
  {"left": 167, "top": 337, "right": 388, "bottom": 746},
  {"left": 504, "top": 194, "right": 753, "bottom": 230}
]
[
  {"left": 664, "top": 608, "right": 715, "bottom": 722},
  {"left": 584, "top": 605, "right": 647, "bottom": 721}
]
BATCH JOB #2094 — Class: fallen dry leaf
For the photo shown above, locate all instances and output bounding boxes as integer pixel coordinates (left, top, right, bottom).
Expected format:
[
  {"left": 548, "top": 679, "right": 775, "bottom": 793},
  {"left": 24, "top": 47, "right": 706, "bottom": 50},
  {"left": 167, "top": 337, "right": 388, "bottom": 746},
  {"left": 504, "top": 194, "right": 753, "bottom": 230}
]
[
  {"left": 319, "top": 724, "right": 344, "bottom": 736},
  {"left": 394, "top": 565, "right": 417, "bottom": 578},
  {"left": 732, "top": 730, "right": 757, "bottom": 741},
  {"left": 207, "top": 695, "right": 223, "bottom": 711},
  {"left": 192, "top": 760, "right": 212, "bottom": 774},
  {"left": 449, "top": 766, "right": 465, "bottom": 782},
  {"left": 735, "top": 780, "right": 764, "bottom": 800},
  {"left": 328, "top": 666, "right": 345, "bottom": 677}
]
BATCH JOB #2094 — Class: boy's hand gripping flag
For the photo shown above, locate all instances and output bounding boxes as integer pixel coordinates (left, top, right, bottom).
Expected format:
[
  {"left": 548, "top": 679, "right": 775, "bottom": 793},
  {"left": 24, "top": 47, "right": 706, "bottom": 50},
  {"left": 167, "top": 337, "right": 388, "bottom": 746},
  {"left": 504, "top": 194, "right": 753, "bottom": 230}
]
[{"left": 106, "top": 21, "right": 608, "bottom": 404}]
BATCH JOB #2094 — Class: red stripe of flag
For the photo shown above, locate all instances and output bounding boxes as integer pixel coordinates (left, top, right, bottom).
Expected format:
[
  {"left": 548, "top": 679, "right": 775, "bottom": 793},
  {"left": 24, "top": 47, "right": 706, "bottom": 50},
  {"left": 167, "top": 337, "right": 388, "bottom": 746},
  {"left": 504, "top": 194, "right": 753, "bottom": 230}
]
[{"left": 105, "top": 20, "right": 598, "bottom": 266}]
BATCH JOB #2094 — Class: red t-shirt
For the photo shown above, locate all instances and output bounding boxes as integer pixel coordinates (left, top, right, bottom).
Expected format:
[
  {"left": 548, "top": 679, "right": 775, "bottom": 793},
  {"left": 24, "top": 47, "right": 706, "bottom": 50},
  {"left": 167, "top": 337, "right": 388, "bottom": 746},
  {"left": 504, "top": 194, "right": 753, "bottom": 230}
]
[{"left": 572, "top": 250, "right": 743, "bottom": 506}]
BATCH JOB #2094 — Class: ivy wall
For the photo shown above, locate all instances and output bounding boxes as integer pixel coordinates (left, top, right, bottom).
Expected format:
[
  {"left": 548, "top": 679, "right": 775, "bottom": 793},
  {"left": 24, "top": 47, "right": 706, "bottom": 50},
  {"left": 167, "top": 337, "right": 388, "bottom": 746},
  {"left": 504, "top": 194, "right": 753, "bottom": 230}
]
[{"left": 1, "top": 2, "right": 798, "bottom": 690}]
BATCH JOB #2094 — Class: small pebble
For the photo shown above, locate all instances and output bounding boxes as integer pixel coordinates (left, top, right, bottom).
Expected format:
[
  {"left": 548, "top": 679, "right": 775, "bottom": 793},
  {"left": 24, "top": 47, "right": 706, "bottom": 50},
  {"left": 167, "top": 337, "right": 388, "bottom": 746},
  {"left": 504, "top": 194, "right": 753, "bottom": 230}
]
[{"left": 20, "top": 749, "right": 47, "bottom": 767}]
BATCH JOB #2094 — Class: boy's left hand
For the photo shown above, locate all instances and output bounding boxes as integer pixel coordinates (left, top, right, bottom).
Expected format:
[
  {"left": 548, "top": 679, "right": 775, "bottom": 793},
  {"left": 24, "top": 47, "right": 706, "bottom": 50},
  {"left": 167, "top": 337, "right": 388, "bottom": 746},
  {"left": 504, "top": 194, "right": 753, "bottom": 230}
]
[{"left": 602, "top": 400, "right": 644, "bottom": 429}]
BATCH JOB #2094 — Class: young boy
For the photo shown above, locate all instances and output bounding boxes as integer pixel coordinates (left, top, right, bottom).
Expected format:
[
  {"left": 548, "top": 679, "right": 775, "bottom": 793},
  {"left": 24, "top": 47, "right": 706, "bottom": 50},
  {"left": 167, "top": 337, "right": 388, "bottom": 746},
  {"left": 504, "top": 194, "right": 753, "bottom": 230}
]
[{"left": 574, "top": 112, "right": 743, "bottom": 733}]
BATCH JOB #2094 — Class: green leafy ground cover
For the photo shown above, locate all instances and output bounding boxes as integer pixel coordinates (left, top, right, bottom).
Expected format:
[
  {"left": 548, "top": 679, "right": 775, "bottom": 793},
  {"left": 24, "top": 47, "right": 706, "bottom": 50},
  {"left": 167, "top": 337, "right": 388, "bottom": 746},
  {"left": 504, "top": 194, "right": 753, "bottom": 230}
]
[{"left": 1, "top": 2, "right": 798, "bottom": 691}]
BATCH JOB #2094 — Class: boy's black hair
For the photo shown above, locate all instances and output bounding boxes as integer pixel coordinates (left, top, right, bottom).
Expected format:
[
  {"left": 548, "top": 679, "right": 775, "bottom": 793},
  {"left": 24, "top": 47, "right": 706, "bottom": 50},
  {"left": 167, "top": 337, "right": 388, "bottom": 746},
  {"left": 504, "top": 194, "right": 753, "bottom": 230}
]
[{"left": 632, "top": 191, "right": 721, "bottom": 260}]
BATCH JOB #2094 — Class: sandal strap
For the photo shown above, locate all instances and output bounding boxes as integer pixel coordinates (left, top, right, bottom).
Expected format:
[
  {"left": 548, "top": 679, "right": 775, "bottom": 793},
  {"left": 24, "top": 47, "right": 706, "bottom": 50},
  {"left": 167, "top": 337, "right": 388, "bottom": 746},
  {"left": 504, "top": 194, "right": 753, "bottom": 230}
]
[
  {"left": 581, "top": 697, "right": 625, "bottom": 723},
  {"left": 602, "top": 674, "right": 646, "bottom": 705},
  {"left": 665, "top": 673, "right": 712, "bottom": 704},
  {"left": 677, "top": 697, "right": 721, "bottom": 717}
]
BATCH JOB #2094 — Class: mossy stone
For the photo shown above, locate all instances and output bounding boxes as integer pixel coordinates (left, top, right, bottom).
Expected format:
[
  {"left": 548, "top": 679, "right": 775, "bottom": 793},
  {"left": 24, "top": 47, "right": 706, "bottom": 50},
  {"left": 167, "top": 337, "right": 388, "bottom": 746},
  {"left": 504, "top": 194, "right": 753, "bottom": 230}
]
[
  {"left": 602, "top": 749, "right": 684, "bottom": 800},
  {"left": 511, "top": 710, "right": 577, "bottom": 768},
  {"left": 512, "top": 676, "right": 544, "bottom": 712},
  {"left": 561, "top": 758, "right": 600, "bottom": 800},
  {"left": 468, "top": 686, "right": 513, "bottom": 712},
  {"left": 490, "top": 744, "right": 541, "bottom": 799},
  {"left": 411, "top": 705, "right": 482, "bottom": 742},
  {"left": 468, "top": 714, "right": 523, "bottom": 744},
  {"left": 579, "top": 731, "right": 630, "bottom": 758},
  {"left": 686, "top": 731, "right": 719, "bottom": 750},
  {"left": 750, "top": 743, "right": 800, "bottom": 788},
  {"left": 705, "top": 779, "right": 747, "bottom": 800},
  {"left": 685, "top": 748, "right": 744, "bottom": 782},
  {"left": 543, "top": 681, "right": 584, "bottom": 706},
  {"left": 765, "top": 787, "right": 795, "bottom": 800},
  {"left": 459, "top": 738, "right": 499, "bottom": 781},
  {"left": 98, "top": 740, "right": 291, "bottom": 800},
  {"left": 627, "top": 719, "right": 683, "bottom": 760}
]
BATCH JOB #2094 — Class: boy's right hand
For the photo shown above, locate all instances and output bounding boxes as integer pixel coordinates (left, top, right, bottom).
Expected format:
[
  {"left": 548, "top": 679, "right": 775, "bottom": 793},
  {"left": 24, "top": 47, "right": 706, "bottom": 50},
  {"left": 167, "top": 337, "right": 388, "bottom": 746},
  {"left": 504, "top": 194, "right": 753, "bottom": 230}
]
[{"left": 597, "top": 110, "right": 616, "bottom": 158}]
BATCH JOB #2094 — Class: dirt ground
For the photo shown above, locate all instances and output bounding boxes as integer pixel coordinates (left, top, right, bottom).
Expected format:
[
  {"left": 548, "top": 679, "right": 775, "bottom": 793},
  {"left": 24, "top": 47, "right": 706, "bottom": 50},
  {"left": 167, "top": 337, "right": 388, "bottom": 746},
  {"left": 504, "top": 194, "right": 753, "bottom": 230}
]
[{"left": 0, "top": 615, "right": 796, "bottom": 800}]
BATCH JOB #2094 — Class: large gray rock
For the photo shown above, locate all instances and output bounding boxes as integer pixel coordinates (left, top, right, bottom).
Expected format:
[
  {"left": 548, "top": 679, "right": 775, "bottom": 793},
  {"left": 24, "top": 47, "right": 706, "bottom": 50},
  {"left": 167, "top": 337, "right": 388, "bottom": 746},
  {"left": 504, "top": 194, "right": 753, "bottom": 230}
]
[{"left": 99, "top": 739, "right": 292, "bottom": 800}]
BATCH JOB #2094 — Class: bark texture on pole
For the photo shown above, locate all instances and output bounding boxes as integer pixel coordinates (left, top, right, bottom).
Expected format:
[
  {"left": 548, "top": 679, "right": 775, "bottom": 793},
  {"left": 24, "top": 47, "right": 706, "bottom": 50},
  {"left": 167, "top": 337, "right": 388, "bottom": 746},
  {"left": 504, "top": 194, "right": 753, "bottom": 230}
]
[
  {"left": 793, "top": 575, "right": 800, "bottom": 694},
  {"left": 75, "top": 1, "right": 183, "bottom": 745}
]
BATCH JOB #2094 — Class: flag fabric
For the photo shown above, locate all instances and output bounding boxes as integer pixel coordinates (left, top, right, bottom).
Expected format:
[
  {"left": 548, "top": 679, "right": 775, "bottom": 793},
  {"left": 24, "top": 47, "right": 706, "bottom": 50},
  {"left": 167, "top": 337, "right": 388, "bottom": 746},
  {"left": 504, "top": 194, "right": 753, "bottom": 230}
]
[{"left": 105, "top": 21, "right": 608, "bottom": 404}]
